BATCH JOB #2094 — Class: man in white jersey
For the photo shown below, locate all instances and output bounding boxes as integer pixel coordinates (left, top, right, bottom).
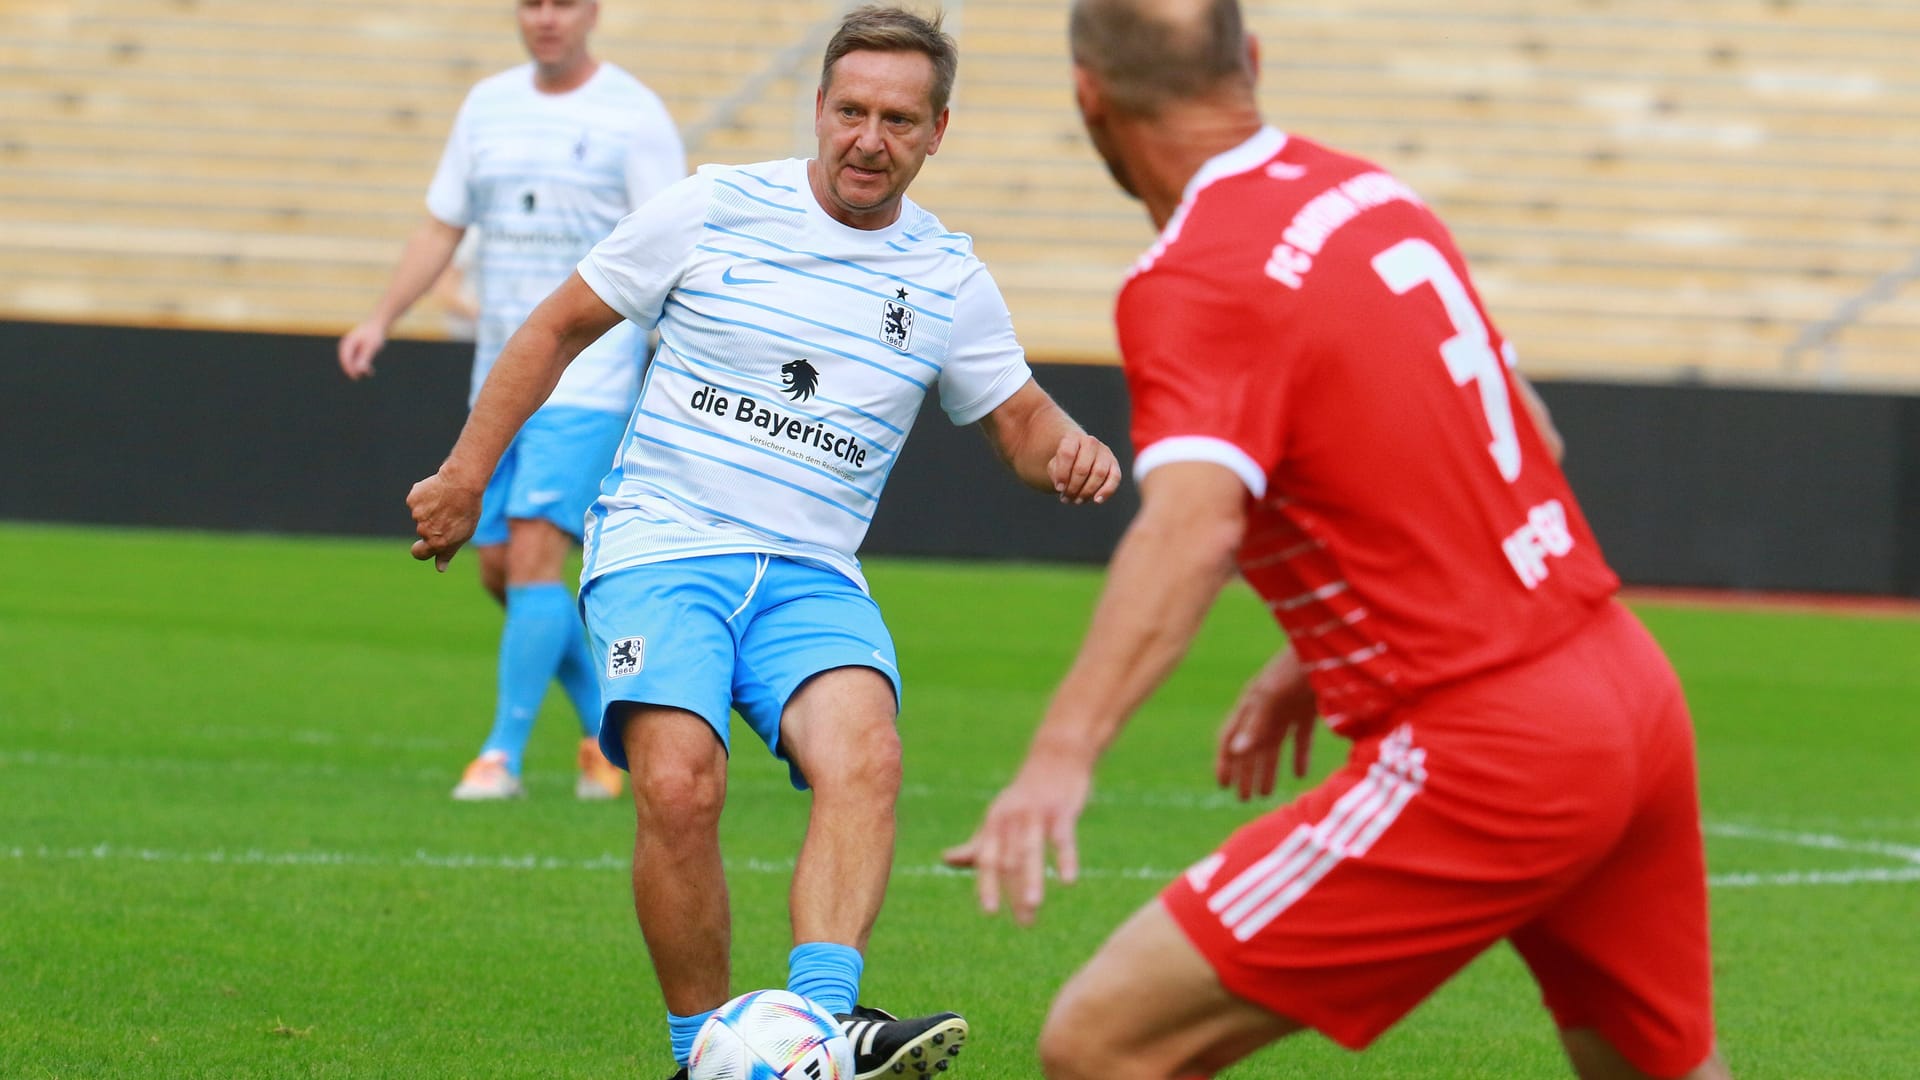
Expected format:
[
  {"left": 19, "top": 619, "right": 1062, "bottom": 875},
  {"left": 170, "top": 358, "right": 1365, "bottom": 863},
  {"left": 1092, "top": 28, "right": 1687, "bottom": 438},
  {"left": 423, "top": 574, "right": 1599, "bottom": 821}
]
[
  {"left": 406, "top": 7, "right": 1121, "bottom": 1075},
  {"left": 340, "top": 0, "right": 685, "bottom": 802}
]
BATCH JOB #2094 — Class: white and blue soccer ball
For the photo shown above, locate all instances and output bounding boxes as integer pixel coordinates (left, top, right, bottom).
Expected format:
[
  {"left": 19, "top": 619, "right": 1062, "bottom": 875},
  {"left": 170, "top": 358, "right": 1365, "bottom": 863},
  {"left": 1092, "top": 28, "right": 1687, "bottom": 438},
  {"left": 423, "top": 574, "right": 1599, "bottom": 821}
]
[{"left": 690, "top": 989, "right": 854, "bottom": 1080}]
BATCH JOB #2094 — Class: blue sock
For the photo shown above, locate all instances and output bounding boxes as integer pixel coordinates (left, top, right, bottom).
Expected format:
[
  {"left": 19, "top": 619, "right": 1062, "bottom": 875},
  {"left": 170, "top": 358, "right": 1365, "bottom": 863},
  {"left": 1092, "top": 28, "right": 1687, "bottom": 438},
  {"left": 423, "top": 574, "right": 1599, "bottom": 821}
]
[
  {"left": 669, "top": 1009, "right": 714, "bottom": 1067},
  {"left": 555, "top": 616, "right": 604, "bottom": 737},
  {"left": 481, "top": 583, "right": 576, "bottom": 774},
  {"left": 787, "top": 942, "right": 863, "bottom": 1017}
]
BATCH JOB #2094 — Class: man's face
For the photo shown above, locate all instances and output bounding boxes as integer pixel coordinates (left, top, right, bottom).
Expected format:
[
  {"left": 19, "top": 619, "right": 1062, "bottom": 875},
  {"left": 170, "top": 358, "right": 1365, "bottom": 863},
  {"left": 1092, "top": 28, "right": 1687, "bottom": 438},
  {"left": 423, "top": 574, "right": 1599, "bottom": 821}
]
[
  {"left": 518, "top": 0, "right": 596, "bottom": 68},
  {"left": 812, "top": 50, "right": 949, "bottom": 229}
]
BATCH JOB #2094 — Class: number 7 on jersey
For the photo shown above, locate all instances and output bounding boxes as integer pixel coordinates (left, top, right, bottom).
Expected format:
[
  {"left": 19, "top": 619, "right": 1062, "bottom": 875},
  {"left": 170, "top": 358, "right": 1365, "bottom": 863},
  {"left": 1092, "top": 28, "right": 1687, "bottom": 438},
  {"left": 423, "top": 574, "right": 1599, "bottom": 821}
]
[{"left": 1371, "top": 238, "right": 1522, "bottom": 483}]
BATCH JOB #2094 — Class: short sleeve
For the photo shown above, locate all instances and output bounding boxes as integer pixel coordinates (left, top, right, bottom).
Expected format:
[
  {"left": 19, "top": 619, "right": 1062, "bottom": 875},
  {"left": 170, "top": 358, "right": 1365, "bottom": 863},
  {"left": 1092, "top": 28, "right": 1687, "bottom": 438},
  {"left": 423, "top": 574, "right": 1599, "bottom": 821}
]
[
  {"left": 623, "top": 95, "right": 688, "bottom": 210},
  {"left": 576, "top": 173, "right": 710, "bottom": 329},
  {"left": 1119, "top": 265, "right": 1296, "bottom": 498},
  {"left": 424, "top": 96, "right": 475, "bottom": 228},
  {"left": 937, "top": 263, "right": 1033, "bottom": 425}
]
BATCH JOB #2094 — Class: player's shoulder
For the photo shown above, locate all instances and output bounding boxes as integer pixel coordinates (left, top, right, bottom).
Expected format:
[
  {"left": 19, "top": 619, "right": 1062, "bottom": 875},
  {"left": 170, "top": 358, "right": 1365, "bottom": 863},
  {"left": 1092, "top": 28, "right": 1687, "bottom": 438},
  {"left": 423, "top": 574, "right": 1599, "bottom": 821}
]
[
  {"left": 665, "top": 158, "right": 809, "bottom": 220},
  {"left": 892, "top": 199, "right": 980, "bottom": 261},
  {"left": 696, "top": 157, "right": 805, "bottom": 195},
  {"left": 590, "top": 63, "right": 670, "bottom": 109},
  {"left": 466, "top": 63, "right": 536, "bottom": 104},
  {"left": 1133, "top": 130, "right": 1411, "bottom": 279}
]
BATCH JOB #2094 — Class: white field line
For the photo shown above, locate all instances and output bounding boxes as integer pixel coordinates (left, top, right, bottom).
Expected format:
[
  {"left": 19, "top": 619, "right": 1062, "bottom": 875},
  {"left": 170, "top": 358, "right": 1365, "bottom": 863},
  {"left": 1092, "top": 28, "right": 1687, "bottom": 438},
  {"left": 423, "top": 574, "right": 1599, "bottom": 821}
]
[
  {"left": 6, "top": 753, "right": 1918, "bottom": 889},
  {"left": 1704, "top": 822, "right": 1920, "bottom": 864},
  {"left": 10, "top": 748, "right": 1920, "bottom": 827},
  {"left": 4, "top": 842, "right": 1918, "bottom": 890},
  {"left": 0, "top": 748, "right": 1288, "bottom": 808}
]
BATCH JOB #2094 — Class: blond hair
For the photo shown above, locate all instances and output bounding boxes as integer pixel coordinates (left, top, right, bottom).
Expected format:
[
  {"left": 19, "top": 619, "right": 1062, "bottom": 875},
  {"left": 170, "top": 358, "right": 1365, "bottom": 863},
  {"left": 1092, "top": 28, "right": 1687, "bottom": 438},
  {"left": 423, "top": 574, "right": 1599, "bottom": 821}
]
[{"left": 821, "top": 5, "right": 959, "bottom": 114}]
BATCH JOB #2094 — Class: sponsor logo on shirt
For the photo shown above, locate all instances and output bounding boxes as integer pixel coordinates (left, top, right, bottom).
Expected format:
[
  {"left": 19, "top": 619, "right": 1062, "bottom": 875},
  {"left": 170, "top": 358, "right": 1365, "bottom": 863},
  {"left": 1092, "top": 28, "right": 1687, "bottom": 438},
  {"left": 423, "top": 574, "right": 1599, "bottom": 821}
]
[
  {"left": 721, "top": 265, "right": 774, "bottom": 286},
  {"left": 688, "top": 383, "right": 869, "bottom": 471},
  {"left": 486, "top": 227, "right": 590, "bottom": 252},
  {"left": 1502, "top": 498, "right": 1576, "bottom": 589},
  {"left": 521, "top": 190, "right": 536, "bottom": 213}
]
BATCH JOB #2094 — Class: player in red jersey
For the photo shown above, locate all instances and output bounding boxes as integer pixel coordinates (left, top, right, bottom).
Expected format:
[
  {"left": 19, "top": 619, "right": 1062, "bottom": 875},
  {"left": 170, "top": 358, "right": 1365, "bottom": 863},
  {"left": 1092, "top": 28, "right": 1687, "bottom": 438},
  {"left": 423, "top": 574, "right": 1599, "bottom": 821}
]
[{"left": 943, "top": 0, "right": 1731, "bottom": 1077}]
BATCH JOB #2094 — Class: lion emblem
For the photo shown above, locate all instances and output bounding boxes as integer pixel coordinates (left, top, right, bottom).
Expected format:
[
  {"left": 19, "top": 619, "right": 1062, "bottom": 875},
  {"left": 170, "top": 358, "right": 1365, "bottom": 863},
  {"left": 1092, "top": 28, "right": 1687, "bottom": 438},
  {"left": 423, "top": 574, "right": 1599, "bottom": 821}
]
[{"left": 782, "top": 358, "right": 819, "bottom": 402}]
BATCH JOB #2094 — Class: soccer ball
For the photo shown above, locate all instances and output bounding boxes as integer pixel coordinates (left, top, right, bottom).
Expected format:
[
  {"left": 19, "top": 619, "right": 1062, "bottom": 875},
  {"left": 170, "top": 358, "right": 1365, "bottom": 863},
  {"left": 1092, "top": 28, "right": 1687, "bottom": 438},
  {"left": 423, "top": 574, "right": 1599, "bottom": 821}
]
[{"left": 690, "top": 989, "right": 854, "bottom": 1080}]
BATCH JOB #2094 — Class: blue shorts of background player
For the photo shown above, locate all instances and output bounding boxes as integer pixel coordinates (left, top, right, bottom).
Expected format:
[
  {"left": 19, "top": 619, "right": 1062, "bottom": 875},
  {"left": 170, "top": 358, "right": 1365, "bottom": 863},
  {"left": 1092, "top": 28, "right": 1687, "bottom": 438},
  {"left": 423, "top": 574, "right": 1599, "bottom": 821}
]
[
  {"left": 582, "top": 553, "right": 903, "bottom": 789},
  {"left": 475, "top": 405, "right": 627, "bottom": 546}
]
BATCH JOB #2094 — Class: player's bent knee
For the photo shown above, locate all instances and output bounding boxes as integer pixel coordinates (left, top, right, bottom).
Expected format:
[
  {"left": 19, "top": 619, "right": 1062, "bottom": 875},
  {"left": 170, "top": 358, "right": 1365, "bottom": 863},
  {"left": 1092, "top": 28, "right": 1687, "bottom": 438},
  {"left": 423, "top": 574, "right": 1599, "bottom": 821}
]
[
  {"left": 1038, "top": 968, "right": 1150, "bottom": 1079},
  {"left": 1036, "top": 1018, "right": 1121, "bottom": 1080},
  {"left": 503, "top": 518, "right": 573, "bottom": 584},
  {"left": 812, "top": 724, "right": 901, "bottom": 796},
  {"left": 631, "top": 759, "right": 726, "bottom": 829},
  {"left": 623, "top": 715, "right": 727, "bottom": 825},
  {"left": 476, "top": 546, "right": 508, "bottom": 603}
]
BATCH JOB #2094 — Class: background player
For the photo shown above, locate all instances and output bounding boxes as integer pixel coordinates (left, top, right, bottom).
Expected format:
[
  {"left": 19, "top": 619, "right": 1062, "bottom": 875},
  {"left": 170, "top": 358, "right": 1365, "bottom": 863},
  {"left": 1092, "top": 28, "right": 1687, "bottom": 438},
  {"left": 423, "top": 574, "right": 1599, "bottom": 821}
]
[
  {"left": 339, "top": 0, "right": 686, "bottom": 800},
  {"left": 405, "top": 7, "right": 1122, "bottom": 1077},
  {"left": 944, "top": 0, "right": 1732, "bottom": 1077}
]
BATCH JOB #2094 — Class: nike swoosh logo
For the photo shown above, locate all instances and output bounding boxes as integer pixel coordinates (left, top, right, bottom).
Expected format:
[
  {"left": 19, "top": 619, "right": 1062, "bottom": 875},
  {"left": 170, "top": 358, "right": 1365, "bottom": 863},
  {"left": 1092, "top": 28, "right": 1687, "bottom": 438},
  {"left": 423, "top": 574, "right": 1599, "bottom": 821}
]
[
  {"left": 722, "top": 265, "right": 774, "bottom": 286},
  {"left": 869, "top": 649, "right": 899, "bottom": 674}
]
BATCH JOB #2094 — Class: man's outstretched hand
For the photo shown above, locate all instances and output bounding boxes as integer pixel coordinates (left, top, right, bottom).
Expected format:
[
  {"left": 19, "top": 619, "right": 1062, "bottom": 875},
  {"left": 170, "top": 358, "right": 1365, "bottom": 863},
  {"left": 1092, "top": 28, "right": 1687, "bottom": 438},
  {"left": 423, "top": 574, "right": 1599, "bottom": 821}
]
[{"left": 942, "top": 750, "right": 1092, "bottom": 925}]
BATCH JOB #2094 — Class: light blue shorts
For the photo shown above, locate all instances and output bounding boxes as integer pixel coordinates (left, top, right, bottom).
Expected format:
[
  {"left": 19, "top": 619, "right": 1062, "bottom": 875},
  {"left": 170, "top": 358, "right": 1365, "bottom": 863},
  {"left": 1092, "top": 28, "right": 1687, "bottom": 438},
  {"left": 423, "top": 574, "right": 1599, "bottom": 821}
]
[
  {"left": 474, "top": 405, "right": 628, "bottom": 546},
  {"left": 581, "top": 554, "right": 903, "bottom": 789}
]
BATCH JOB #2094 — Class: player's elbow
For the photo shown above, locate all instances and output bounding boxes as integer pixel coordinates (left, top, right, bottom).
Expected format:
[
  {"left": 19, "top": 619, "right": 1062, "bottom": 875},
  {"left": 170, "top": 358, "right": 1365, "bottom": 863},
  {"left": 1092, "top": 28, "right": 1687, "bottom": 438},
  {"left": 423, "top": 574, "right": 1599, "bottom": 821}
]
[
  {"left": 1191, "top": 515, "right": 1245, "bottom": 578},
  {"left": 1130, "top": 505, "right": 1243, "bottom": 582}
]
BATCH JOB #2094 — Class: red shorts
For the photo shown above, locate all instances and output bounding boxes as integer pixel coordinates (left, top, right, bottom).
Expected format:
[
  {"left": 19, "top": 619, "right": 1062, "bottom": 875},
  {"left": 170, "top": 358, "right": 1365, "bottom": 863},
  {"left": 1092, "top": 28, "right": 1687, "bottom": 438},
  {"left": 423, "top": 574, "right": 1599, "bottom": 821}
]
[{"left": 1162, "top": 602, "right": 1714, "bottom": 1078}]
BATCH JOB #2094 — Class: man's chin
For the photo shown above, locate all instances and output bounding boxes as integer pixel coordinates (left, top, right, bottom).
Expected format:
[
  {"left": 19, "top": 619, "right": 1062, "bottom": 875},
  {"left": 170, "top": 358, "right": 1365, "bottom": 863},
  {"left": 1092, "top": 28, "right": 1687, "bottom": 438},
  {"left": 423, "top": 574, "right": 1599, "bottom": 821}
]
[{"left": 835, "top": 183, "right": 894, "bottom": 211}]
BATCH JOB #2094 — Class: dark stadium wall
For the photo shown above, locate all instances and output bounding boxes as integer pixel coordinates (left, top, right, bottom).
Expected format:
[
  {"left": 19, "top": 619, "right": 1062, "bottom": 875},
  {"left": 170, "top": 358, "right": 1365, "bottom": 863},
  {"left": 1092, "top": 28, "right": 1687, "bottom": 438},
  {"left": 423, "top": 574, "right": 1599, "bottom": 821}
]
[{"left": 5, "top": 318, "right": 1918, "bottom": 598}]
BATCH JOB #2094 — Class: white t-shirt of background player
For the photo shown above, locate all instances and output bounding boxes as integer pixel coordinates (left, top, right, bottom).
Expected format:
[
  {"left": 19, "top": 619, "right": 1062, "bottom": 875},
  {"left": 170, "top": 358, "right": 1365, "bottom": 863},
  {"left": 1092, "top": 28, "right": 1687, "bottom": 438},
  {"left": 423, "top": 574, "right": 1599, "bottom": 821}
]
[
  {"left": 427, "top": 62, "right": 685, "bottom": 413},
  {"left": 575, "top": 158, "right": 1033, "bottom": 591}
]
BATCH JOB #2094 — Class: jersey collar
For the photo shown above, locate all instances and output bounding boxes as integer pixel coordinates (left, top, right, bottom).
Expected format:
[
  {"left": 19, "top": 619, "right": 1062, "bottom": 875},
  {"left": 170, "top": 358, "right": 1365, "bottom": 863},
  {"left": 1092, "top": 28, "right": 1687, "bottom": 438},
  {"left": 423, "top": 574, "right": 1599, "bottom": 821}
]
[
  {"left": 1178, "top": 125, "right": 1289, "bottom": 207},
  {"left": 1131, "top": 126, "right": 1289, "bottom": 279}
]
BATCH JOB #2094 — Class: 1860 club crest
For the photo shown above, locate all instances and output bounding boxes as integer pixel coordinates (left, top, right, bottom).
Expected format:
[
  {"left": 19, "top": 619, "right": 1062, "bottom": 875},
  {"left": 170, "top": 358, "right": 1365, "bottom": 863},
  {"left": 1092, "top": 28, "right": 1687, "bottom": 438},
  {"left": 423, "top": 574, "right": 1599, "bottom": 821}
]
[{"left": 881, "top": 287, "right": 914, "bottom": 351}]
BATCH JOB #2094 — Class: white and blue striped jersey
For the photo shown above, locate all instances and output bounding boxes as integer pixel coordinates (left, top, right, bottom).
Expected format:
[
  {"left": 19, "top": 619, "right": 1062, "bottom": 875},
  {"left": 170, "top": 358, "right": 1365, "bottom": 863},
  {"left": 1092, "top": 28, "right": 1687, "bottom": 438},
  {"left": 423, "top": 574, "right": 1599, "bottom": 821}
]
[
  {"left": 427, "top": 62, "right": 685, "bottom": 413},
  {"left": 575, "top": 158, "right": 1034, "bottom": 590}
]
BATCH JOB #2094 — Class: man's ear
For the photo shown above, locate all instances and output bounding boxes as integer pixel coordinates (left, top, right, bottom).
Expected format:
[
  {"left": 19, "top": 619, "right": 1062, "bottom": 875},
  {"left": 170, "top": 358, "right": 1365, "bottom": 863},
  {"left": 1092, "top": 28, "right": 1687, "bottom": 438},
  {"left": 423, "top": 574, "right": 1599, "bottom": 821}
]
[
  {"left": 1245, "top": 32, "right": 1260, "bottom": 83},
  {"left": 926, "top": 107, "right": 950, "bottom": 156},
  {"left": 1072, "top": 64, "right": 1105, "bottom": 125}
]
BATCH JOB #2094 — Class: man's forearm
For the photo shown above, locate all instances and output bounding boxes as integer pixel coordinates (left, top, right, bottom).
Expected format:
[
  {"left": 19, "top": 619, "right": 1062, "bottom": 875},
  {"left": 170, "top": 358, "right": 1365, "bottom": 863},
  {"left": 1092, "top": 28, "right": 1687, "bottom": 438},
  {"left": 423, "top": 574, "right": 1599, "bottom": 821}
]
[
  {"left": 368, "top": 218, "right": 464, "bottom": 329},
  {"left": 439, "top": 318, "right": 578, "bottom": 489}
]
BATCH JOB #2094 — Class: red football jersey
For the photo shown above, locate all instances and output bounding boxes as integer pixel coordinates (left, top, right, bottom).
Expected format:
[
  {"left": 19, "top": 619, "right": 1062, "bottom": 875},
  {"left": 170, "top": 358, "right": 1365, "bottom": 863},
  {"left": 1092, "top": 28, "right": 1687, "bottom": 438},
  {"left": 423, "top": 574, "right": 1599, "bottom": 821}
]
[{"left": 1119, "top": 128, "right": 1619, "bottom": 732}]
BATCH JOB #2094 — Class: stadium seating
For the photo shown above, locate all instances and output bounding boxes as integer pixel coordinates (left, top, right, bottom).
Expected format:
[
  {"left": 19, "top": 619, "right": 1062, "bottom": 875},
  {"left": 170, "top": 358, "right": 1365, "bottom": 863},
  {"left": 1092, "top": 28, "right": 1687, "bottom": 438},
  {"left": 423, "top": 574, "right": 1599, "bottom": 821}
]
[{"left": 0, "top": 0, "right": 1914, "bottom": 386}]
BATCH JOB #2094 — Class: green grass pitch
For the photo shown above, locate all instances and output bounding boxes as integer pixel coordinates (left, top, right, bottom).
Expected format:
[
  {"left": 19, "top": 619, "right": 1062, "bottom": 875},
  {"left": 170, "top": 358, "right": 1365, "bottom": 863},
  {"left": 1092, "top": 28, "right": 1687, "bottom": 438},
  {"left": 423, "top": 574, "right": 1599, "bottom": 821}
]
[{"left": 2, "top": 522, "right": 1916, "bottom": 1077}]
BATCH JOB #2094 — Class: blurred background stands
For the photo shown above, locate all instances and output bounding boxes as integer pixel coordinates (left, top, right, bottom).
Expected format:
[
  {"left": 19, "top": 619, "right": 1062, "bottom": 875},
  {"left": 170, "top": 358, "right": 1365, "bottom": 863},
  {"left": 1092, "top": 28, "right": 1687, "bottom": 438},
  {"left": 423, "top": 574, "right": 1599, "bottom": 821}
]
[{"left": 0, "top": 0, "right": 1915, "bottom": 388}]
